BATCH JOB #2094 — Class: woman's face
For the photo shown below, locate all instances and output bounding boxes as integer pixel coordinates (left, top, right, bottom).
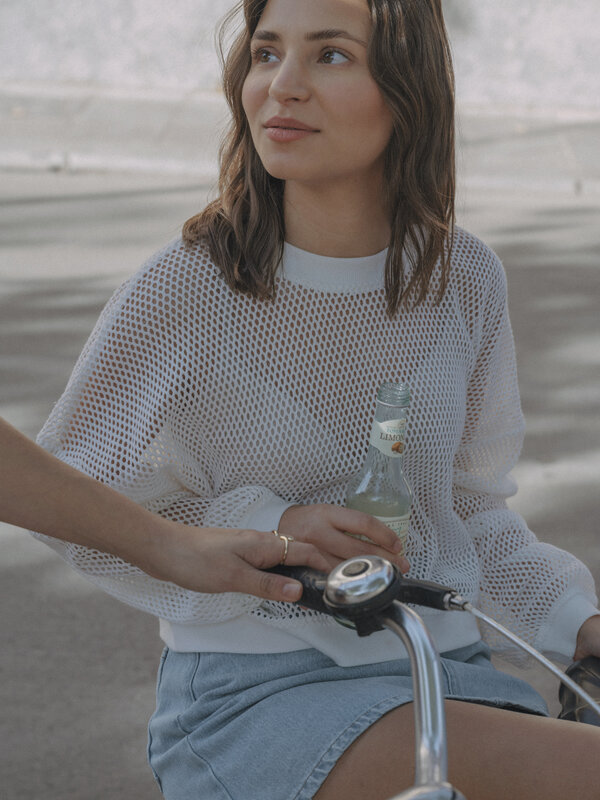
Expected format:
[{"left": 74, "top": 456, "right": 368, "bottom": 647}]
[{"left": 241, "top": 0, "right": 394, "bottom": 190}]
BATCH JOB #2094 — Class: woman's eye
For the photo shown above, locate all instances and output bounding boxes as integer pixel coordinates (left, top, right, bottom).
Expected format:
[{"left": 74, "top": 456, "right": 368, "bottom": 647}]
[
  {"left": 251, "top": 48, "right": 278, "bottom": 64},
  {"left": 320, "top": 49, "right": 349, "bottom": 65}
]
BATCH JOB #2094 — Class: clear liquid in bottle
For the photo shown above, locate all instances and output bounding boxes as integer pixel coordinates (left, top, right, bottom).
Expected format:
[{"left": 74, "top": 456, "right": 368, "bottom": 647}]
[{"left": 345, "top": 382, "right": 412, "bottom": 548}]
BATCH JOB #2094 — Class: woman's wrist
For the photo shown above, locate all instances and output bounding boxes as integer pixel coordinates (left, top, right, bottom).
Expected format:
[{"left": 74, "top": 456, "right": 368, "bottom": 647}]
[{"left": 107, "top": 505, "right": 181, "bottom": 580}]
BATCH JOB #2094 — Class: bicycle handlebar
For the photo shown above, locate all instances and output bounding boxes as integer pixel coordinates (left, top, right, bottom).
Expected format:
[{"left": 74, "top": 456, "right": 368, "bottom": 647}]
[{"left": 269, "top": 562, "right": 459, "bottom": 614}]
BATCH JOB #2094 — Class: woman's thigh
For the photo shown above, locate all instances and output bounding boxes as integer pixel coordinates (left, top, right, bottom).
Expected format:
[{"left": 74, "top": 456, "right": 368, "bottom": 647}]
[
  {"left": 315, "top": 699, "right": 600, "bottom": 800},
  {"left": 148, "top": 645, "right": 553, "bottom": 799}
]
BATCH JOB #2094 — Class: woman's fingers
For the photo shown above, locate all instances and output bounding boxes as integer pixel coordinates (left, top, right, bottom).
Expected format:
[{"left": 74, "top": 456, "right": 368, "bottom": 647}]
[
  {"left": 330, "top": 532, "right": 410, "bottom": 574},
  {"left": 331, "top": 507, "right": 404, "bottom": 554},
  {"left": 231, "top": 530, "right": 331, "bottom": 603},
  {"left": 279, "top": 504, "right": 410, "bottom": 573}
]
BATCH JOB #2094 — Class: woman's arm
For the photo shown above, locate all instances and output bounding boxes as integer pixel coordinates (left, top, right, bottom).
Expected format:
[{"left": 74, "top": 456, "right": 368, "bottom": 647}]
[
  {"left": 453, "top": 248, "right": 598, "bottom": 661},
  {"left": 0, "top": 417, "right": 329, "bottom": 602}
]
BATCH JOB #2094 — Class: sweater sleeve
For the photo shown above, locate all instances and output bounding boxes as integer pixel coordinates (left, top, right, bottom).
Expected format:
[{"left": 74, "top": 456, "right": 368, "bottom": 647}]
[
  {"left": 452, "top": 252, "right": 598, "bottom": 662},
  {"left": 32, "top": 249, "right": 293, "bottom": 623}
]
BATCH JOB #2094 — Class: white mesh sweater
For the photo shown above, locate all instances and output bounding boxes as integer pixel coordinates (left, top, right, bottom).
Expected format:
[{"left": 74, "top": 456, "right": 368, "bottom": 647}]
[{"left": 34, "top": 228, "right": 597, "bottom": 666}]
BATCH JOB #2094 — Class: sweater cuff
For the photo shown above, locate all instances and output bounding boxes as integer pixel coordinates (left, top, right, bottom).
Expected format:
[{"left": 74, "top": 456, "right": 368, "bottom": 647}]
[
  {"left": 238, "top": 495, "right": 295, "bottom": 532},
  {"left": 536, "top": 593, "right": 600, "bottom": 663}
]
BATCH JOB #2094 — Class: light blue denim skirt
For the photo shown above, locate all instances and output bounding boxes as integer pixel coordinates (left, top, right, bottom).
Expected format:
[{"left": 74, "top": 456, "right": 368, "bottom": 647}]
[{"left": 147, "top": 641, "right": 548, "bottom": 800}]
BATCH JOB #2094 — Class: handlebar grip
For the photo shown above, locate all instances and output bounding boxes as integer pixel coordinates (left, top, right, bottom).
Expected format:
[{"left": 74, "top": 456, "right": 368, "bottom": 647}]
[
  {"left": 395, "top": 576, "right": 455, "bottom": 610},
  {"left": 266, "top": 565, "right": 330, "bottom": 615}
]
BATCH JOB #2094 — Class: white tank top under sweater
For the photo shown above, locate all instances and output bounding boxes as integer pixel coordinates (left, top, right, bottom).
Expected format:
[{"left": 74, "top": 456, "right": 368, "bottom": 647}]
[{"left": 33, "top": 229, "right": 597, "bottom": 666}]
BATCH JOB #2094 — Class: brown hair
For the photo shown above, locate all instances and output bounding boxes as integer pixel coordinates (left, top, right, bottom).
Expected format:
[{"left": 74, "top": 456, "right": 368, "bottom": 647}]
[{"left": 183, "top": 0, "right": 455, "bottom": 315}]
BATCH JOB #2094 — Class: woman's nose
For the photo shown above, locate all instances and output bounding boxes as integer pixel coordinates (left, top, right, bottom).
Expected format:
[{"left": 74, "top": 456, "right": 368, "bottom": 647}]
[{"left": 268, "top": 57, "right": 311, "bottom": 103}]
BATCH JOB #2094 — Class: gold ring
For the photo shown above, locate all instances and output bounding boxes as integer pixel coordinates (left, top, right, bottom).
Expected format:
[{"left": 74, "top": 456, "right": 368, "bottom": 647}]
[
  {"left": 279, "top": 534, "right": 291, "bottom": 565},
  {"left": 272, "top": 530, "right": 295, "bottom": 543}
]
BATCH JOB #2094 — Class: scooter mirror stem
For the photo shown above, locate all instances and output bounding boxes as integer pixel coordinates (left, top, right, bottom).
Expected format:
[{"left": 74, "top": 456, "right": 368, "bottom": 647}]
[{"left": 378, "top": 603, "right": 466, "bottom": 800}]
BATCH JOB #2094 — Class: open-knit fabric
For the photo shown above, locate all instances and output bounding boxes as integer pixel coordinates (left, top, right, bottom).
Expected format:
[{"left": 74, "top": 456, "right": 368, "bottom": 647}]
[{"left": 34, "top": 228, "right": 597, "bottom": 663}]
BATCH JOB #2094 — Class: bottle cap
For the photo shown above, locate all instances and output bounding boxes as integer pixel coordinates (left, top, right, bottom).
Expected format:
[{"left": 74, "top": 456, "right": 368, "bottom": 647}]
[{"left": 377, "top": 381, "right": 410, "bottom": 407}]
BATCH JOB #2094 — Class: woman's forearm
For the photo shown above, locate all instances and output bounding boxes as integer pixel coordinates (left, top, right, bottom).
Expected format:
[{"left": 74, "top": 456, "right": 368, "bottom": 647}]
[
  {"left": 0, "top": 418, "right": 328, "bottom": 601},
  {"left": 0, "top": 417, "right": 161, "bottom": 562}
]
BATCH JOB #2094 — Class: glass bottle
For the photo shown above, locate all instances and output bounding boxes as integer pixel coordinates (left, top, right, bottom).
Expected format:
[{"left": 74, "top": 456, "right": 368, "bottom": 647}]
[{"left": 345, "top": 381, "right": 412, "bottom": 549}]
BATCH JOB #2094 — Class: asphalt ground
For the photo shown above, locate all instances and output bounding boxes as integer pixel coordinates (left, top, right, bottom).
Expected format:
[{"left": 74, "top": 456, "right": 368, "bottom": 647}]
[{"left": 1, "top": 167, "right": 599, "bottom": 798}]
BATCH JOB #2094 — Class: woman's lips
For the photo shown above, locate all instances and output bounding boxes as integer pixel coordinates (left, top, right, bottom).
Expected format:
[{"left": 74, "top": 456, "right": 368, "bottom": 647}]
[
  {"left": 264, "top": 117, "right": 319, "bottom": 142},
  {"left": 264, "top": 126, "right": 317, "bottom": 142}
]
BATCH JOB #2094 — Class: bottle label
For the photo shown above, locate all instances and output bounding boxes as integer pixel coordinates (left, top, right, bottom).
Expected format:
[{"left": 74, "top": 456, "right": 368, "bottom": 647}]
[
  {"left": 369, "top": 419, "right": 407, "bottom": 457},
  {"left": 348, "top": 513, "right": 411, "bottom": 547},
  {"left": 376, "top": 514, "right": 410, "bottom": 541}
]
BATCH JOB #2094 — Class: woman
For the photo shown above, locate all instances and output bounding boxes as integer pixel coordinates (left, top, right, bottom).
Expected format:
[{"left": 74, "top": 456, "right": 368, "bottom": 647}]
[{"left": 33, "top": 0, "right": 600, "bottom": 797}]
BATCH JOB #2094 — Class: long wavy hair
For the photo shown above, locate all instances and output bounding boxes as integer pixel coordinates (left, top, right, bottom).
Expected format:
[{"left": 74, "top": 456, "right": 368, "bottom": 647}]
[{"left": 183, "top": 0, "right": 456, "bottom": 315}]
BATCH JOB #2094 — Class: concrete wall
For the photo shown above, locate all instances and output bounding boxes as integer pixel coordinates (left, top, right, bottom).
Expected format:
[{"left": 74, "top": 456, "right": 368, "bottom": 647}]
[
  {"left": 1, "top": 0, "right": 599, "bottom": 113},
  {"left": 0, "top": 0, "right": 227, "bottom": 92},
  {"left": 444, "top": 0, "right": 600, "bottom": 113}
]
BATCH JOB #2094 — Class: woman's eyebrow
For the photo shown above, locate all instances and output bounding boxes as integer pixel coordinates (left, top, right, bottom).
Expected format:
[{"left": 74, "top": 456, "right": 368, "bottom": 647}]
[{"left": 252, "top": 28, "right": 367, "bottom": 47}]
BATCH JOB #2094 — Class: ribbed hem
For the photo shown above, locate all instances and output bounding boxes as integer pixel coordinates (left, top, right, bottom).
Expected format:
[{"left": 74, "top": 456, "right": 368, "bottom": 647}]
[
  {"left": 159, "top": 608, "right": 482, "bottom": 667},
  {"left": 536, "top": 592, "right": 599, "bottom": 663},
  {"left": 159, "top": 616, "right": 308, "bottom": 654}
]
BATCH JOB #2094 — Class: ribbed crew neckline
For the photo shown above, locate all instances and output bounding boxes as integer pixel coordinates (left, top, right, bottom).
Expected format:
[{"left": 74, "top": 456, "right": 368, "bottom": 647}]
[{"left": 281, "top": 242, "right": 387, "bottom": 292}]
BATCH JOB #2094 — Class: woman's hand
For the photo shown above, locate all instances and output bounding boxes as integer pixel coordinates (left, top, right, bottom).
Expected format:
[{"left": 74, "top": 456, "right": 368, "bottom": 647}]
[
  {"left": 277, "top": 503, "right": 410, "bottom": 573},
  {"left": 574, "top": 614, "right": 600, "bottom": 661},
  {"left": 140, "top": 519, "right": 331, "bottom": 604}
]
